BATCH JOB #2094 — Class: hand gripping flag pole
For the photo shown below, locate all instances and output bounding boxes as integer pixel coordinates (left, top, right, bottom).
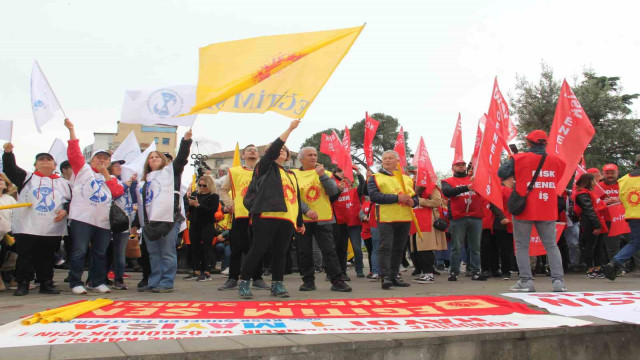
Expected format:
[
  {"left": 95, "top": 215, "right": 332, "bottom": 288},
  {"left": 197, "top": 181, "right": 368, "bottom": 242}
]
[{"left": 395, "top": 164, "right": 422, "bottom": 239}]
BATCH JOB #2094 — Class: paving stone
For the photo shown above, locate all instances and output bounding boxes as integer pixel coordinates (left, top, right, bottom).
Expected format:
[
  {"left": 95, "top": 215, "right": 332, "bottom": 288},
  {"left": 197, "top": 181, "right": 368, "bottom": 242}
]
[
  {"left": 116, "top": 339, "right": 185, "bottom": 359},
  {"left": 179, "top": 336, "right": 249, "bottom": 360},
  {"left": 49, "top": 342, "right": 126, "bottom": 359},
  {"left": 0, "top": 345, "right": 51, "bottom": 360},
  {"left": 229, "top": 334, "right": 297, "bottom": 356}
]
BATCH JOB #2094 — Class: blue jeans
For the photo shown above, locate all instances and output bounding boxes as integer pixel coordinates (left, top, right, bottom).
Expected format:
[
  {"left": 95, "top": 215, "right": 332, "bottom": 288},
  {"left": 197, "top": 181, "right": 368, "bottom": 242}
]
[
  {"left": 214, "top": 242, "right": 230, "bottom": 269},
  {"left": 436, "top": 240, "right": 451, "bottom": 266},
  {"left": 144, "top": 222, "right": 180, "bottom": 289},
  {"left": 563, "top": 224, "right": 581, "bottom": 267},
  {"left": 613, "top": 219, "right": 640, "bottom": 265},
  {"left": 370, "top": 227, "right": 380, "bottom": 275},
  {"left": 69, "top": 221, "right": 111, "bottom": 288},
  {"left": 449, "top": 217, "right": 482, "bottom": 275},
  {"left": 348, "top": 225, "right": 364, "bottom": 273},
  {"left": 111, "top": 232, "right": 129, "bottom": 282}
]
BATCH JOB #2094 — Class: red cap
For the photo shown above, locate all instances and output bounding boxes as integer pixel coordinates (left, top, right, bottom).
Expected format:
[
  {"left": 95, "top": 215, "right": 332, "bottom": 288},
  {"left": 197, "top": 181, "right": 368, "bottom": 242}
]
[
  {"left": 587, "top": 168, "right": 600, "bottom": 174},
  {"left": 452, "top": 160, "right": 466, "bottom": 166},
  {"left": 526, "top": 130, "right": 548, "bottom": 143},
  {"left": 603, "top": 164, "right": 618, "bottom": 172}
]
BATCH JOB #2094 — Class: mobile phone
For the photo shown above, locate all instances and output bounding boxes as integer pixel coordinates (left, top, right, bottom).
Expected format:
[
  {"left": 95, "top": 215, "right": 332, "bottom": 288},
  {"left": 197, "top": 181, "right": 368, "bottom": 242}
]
[{"left": 508, "top": 144, "right": 519, "bottom": 154}]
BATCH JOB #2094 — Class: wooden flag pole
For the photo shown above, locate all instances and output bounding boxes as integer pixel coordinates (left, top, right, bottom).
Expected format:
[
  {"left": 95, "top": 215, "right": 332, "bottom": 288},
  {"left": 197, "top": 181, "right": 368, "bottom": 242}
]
[{"left": 394, "top": 165, "right": 423, "bottom": 239}]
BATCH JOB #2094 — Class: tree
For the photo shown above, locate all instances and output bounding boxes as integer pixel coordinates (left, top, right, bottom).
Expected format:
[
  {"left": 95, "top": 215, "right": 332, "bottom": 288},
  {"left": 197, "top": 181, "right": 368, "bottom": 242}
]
[
  {"left": 300, "top": 113, "right": 411, "bottom": 170},
  {"left": 510, "top": 63, "right": 640, "bottom": 174}
]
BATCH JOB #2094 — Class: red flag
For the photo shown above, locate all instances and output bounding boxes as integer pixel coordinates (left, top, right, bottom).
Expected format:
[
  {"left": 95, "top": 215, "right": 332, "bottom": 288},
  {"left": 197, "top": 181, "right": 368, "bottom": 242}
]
[
  {"left": 364, "top": 112, "right": 379, "bottom": 167},
  {"left": 320, "top": 131, "right": 342, "bottom": 165},
  {"left": 548, "top": 80, "right": 596, "bottom": 195},
  {"left": 487, "top": 77, "right": 516, "bottom": 142},
  {"left": 341, "top": 126, "right": 354, "bottom": 182},
  {"left": 412, "top": 136, "right": 437, "bottom": 188},
  {"left": 471, "top": 116, "right": 485, "bottom": 168},
  {"left": 608, "top": 204, "right": 631, "bottom": 236},
  {"left": 450, "top": 113, "right": 464, "bottom": 164},
  {"left": 409, "top": 207, "right": 433, "bottom": 235},
  {"left": 394, "top": 126, "right": 407, "bottom": 167},
  {"left": 473, "top": 108, "right": 506, "bottom": 211}
]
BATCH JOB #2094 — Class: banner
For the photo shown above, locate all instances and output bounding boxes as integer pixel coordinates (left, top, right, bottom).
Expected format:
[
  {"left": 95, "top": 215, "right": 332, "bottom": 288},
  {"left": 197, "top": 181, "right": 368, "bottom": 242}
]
[
  {"left": 0, "top": 297, "right": 590, "bottom": 347},
  {"left": 522, "top": 222, "right": 566, "bottom": 256},
  {"left": 364, "top": 112, "right": 379, "bottom": 167},
  {"left": 608, "top": 203, "right": 631, "bottom": 236},
  {"left": 121, "top": 86, "right": 197, "bottom": 127},
  {"left": 186, "top": 25, "right": 365, "bottom": 118},
  {"left": 393, "top": 127, "right": 407, "bottom": 168},
  {"left": 111, "top": 131, "right": 141, "bottom": 165},
  {"left": 340, "top": 127, "right": 354, "bottom": 182},
  {"left": 473, "top": 109, "right": 506, "bottom": 211},
  {"left": 412, "top": 136, "right": 437, "bottom": 188},
  {"left": 548, "top": 80, "right": 596, "bottom": 195},
  {"left": 0, "top": 120, "right": 12, "bottom": 141},
  {"left": 450, "top": 113, "right": 464, "bottom": 164},
  {"left": 504, "top": 291, "right": 640, "bottom": 325},
  {"left": 31, "top": 61, "right": 65, "bottom": 133},
  {"left": 320, "top": 131, "right": 342, "bottom": 165},
  {"left": 121, "top": 142, "right": 156, "bottom": 182}
]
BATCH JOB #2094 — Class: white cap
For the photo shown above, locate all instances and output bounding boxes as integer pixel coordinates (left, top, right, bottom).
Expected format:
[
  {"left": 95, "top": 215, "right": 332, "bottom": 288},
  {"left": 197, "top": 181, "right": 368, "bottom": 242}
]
[{"left": 91, "top": 149, "right": 111, "bottom": 158}]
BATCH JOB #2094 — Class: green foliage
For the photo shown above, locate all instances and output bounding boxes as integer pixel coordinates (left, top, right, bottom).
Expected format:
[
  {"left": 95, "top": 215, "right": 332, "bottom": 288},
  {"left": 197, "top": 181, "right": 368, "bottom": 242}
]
[{"left": 510, "top": 63, "right": 640, "bottom": 174}]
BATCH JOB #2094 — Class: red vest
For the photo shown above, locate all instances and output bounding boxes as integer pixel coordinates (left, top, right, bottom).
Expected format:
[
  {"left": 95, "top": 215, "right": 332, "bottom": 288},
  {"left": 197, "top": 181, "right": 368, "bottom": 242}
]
[
  {"left": 599, "top": 181, "right": 619, "bottom": 222},
  {"left": 482, "top": 200, "right": 493, "bottom": 230},
  {"left": 332, "top": 178, "right": 351, "bottom": 224},
  {"left": 442, "top": 176, "right": 484, "bottom": 220},
  {"left": 512, "top": 152, "right": 565, "bottom": 221},
  {"left": 574, "top": 188, "right": 609, "bottom": 232},
  {"left": 347, "top": 188, "right": 362, "bottom": 226}
]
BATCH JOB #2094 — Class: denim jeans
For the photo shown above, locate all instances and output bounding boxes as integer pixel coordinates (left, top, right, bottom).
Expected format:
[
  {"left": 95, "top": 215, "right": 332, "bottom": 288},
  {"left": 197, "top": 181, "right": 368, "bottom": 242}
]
[
  {"left": 348, "top": 225, "right": 364, "bottom": 273},
  {"left": 613, "top": 219, "right": 640, "bottom": 265},
  {"left": 513, "top": 220, "right": 564, "bottom": 282},
  {"left": 144, "top": 222, "right": 180, "bottom": 289},
  {"left": 69, "top": 221, "right": 111, "bottom": 288},
  {"left": 370, "top": 227, "right": 380, "bottom": 275},
  {"left": 111, "top": 232, "right": 129, "bottom": 282},
  {"left": 214, "top": 242, "right": 230, "bottom": 269},
  {"left": 449, "top": 217, "right": 482, "bottom": 275},
  {"left": 563, "top": 224, "right": 580, "bottom": 267}
]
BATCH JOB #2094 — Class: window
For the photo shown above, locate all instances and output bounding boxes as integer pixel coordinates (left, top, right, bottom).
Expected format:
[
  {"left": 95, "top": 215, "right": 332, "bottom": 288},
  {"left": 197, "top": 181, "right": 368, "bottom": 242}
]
[
  {"left": 162, "top": 137, "right": 170, "bottom": 145},
  {"left": 154, "top": 137, "right": 159, "bottom": 144}
]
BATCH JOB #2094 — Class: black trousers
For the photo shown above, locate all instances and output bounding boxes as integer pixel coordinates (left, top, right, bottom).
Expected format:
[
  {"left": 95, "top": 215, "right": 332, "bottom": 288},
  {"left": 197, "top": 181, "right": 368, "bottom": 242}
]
[
  {"left": 189, "top": 224, "right": 215, "bottom": 273},
  {"left": 140, "top": 239, "right": 151, "bottom": 282},
  {"left": 229, "top": 217, "right": 262, "bottom": 281},
  {"left": 332, "top": 223, "right": 349, "bottom": 275},
  {"left": 363, "top": 237, "right": 373, "bottom": 273},
  {"left": 377, "top": 222, "right": 410, "bottom": 278},
  {"left": 480, "top": 229, "right": 500, "bottom": 274},
  {"left": 296, "top": 222, "right": 342, "bottom": 282},
  {"left": 580, "top": 219, "right": 605, "bottom": 268},
  {"left": 240, "top": 216, "right": 294, "bottom": 282},
  {"left": 15, "top": 234, "right": 60, "bottom": 283},
  {"left": 411, "top": 236, "right": 436, "bottom": 274}
]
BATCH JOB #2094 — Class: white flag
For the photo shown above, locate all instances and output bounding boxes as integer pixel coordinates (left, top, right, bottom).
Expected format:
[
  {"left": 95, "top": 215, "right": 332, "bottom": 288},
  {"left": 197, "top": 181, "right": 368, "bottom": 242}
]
[
  {"left": 111, "top": 131, "right": 141, "bottom": 165},
  {"left": 120, "top": 86, "right": 197, "bottom": 127},
  {"left": 121, "top": 141, "right": 157, "bottom": 182},
  {"left": 48, "top": 138, "right": 68, "bottom": 167},
  {"left": 31, "top": 61, "right": 64, "bottom": 133},
  {"left": 0, "top": 120, "right": 12, "bottom": 141}
]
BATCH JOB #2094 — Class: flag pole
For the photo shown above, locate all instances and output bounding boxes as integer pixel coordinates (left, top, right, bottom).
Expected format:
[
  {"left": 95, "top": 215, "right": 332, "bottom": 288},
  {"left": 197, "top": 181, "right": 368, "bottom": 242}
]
[{"left": 35, "top": 61, "right": 67, "bottom": 119}]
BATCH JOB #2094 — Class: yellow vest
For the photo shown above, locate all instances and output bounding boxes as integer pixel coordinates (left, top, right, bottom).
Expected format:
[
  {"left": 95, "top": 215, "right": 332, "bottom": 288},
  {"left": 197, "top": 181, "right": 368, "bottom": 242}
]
[
  {"left": 373, "top": 172, "right": 415, "bottom": 223},
  {"left": 262, "top": 168, "right": 300, "bottom": 226},
  {"left": 619, "top": 174, "right": 640, "bottom": 219},
  {"left": 228, "top": 166, "right": 253, "bottom": 219},
  {"left": 291, "top": 169, "right": 334, "bottom": 222},
  {"left": 218, "top": 213, "right": 233, "bottom": 230}
]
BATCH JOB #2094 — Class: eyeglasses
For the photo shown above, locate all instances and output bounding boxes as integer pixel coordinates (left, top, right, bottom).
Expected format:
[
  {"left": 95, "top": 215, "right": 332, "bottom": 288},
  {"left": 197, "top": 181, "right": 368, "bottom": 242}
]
[
  {"left": 198, "top": 184, "right": 207, "bottom": 188},
  {"left": 244, "top": 149, "right": 258, "bottom": 153}
]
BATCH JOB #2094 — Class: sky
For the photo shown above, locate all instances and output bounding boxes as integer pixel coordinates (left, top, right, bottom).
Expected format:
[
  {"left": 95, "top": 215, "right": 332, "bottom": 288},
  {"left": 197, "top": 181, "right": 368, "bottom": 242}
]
[{"left": 1, "top": 0, "right": 639, "bottom": 177}]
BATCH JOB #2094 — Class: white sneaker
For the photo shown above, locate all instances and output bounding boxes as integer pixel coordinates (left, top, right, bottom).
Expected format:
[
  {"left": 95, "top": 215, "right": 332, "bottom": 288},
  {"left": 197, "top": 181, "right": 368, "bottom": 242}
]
[
  {"left": 72, "top": 286, "right": 88, "bottom": 295},
  {"left": 221, "top": 268, "right": 229, "bottom": 276},
  {"left": 369, "top": 274, "right": 379, "bottom": 281},
  {"left": 509, "top": 280, "right": 536, "bottom": 292},
  {"left": 93, "top": 284, "right": 112, "bottom": 293}
]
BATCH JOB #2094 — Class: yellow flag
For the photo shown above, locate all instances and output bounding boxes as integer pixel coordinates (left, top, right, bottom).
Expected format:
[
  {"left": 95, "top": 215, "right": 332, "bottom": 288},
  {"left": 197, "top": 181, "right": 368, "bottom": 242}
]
[
  {"left": 232, "top": 142, "right": 241, "bottom": 167},
  {"left": 185, "top": 25, "right": 365, "bottom": 118}
]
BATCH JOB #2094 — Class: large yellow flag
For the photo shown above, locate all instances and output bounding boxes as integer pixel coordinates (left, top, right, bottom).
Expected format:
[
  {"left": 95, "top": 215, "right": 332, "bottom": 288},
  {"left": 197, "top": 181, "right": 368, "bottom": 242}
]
[
  {"left": 232, "top": 142, "right": 241, "bottom": 167},
  {"left": 185, "top": 25, "right": 364, "bottom": 118}
]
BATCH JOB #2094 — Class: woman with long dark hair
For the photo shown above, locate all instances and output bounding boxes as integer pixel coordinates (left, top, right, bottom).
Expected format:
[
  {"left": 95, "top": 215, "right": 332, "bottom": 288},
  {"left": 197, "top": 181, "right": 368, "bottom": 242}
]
[{"left": 574, "top": 173, "right": 606, "bottom": 279}]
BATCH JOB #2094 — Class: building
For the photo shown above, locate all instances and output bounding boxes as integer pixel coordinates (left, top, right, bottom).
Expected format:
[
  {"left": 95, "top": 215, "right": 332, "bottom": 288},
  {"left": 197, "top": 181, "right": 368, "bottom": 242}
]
[
  {"left": 204, "top": 144, "right": 301, "bottom": 172},
  {"left": 82, "top": 122, "right": 178, "bottom": 160}
]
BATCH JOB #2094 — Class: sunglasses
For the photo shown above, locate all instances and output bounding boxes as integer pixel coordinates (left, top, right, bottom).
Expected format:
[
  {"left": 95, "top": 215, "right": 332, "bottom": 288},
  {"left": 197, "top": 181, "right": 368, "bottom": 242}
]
[{"left": 198, "top": 184, "right": 207, "bottom": 188}]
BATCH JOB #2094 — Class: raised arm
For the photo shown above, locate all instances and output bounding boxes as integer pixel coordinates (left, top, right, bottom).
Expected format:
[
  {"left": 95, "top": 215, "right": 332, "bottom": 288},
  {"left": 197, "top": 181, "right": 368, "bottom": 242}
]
[{"left": 2, "top": 143, "right": 27, "bottom": 192}]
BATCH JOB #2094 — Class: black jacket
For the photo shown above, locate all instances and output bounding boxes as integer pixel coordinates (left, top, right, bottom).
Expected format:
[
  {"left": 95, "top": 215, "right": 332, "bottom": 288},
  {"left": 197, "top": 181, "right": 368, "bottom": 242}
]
[
  {"left": 576, "top": 192, "right": 601, "bottom": 229},
  {"left": 247, "top": 137, "right": 303, "bottom": 227},
  {"left": 188, "top": 192, "right": 220, "bottom": 228}
]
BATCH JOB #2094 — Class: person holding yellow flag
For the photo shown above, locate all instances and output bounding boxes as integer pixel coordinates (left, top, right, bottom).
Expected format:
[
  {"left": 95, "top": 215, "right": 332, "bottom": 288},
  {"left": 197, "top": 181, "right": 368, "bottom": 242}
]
[
  {"left": 367, "top": 150, "right": 418, "bottom": 289},
  {"left": 292, "top": 147, "right": 352, "bottom": 293}
]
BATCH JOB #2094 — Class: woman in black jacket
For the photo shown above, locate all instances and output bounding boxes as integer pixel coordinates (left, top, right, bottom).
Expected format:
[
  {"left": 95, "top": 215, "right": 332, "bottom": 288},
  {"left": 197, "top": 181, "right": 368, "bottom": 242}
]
[
  {"left": 185, "top": 175, "right": 220, "bottom": 282},
  {"left": 574, "top": 173, "right": 605, "bottom": 279},
  {"left": 238, "top": 120, "right": 304, "bottom": 299}
]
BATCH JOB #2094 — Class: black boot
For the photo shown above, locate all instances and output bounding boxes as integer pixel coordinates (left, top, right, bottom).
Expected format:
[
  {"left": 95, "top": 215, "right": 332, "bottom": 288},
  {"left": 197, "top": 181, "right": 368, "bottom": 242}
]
[
  {"left": 391, "top": 277, "right": 411, "bottom": 287},
  {"left": 39, "top": 280, "right": 61, "bottom": 294},
  {"left": 14, "top": 282, "right": 29, "bottom": 296}
]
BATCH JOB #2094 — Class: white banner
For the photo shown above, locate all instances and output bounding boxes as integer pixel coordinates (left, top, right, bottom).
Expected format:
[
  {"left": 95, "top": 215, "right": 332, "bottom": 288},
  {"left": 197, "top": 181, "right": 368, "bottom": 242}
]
[
  {"left": 111, "top": 131, "right": 141, "bottom": 165},
  {"left": 504, "top": 291, "right": 640, "bottom": 325},
  {"left": 31, "top": 61, "right": 64, "bottom": 133},
  {"left": 121, "top": 141, "right": 156, "bottom": 182},
  {"left": 48, "top": 138, "right": 68, "bottom": 167},
  {"left": 0, "top": 120, "right": 12, "bottom": 141},
  {"left": 120, "top": 86, "right": 197, "bottom": 127},
  {"left": 0, "top": 314, "right": 589, "bottom": 348}
]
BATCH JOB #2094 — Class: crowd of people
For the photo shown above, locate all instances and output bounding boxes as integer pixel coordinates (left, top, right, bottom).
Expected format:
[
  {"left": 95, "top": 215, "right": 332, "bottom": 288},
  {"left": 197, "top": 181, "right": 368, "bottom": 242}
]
[{"left": 0, "top": 119, "right": 638, "bottom": 298}]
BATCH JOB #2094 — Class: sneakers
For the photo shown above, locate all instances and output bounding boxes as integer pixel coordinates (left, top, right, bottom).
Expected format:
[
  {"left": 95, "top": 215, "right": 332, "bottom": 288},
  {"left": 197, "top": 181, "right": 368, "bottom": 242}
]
[
  {"left": 366, "top": 272, "right": 373, "bottom": 279},
  {"left": 218, "top": 279, "right": 238, "bottom": 291},
  {"left": 252, "top": 279, "right": 270, "bottom": 290},
  {"left": 93, "top": 284, "right": 112, "bottom": 293},
  {"left": 341, "top": 274, "right": 351, "bottom": 282},
  {"left": 503, "top": 273, "right": 511, "bottom": 280},
  {"left": 471, "top": 273, "right": 488, "bottom": 281},
  {"left": 138, "top": 285, "right": 155, "bottom": 292},
  {"left": 356, "top": 271, "right": 365, "bottom": 278},
  {"left": 299, "top": 281, "right": 317, "bottom": 291},
  {"left": 137, "top": 279, "right": 148, "bottom": 288},
  {"left": 413, "top": 273, "right": 435, "bottom": 284},
  {"left": 238, "top": 280, "right": 253, "bottom": 299},
  {"left": 603, "top": 262, "right": 620, "bottom": 281},
  {"left": 221, "top": 268, "right": 229, "bottom": 276},
  {"left": 369, "top": 274, "right": 380, "bottom": 281},
  {"left": 448, "top": 273, "right": 457, "bottom": 281},
  {"left": 552, "top": 279, "right": 567, "bottom": 292},
  {"left": 71, "top": 285, "right": 88, "bottom": 295},
  {"left": 196, "top": 274, "right": 211, "bottom": 282},
  {"left": 152, "top": 287, "right": 174, "bottom": 293},
  {"left": 381, "top": 277, "right": 393, "bottom": 290},
  {"left": 113, "top": 281, "right": 128, "bottom": 290},
  {"left": 39, "top": 281, "right": 60, "bottom": 294},
  {"left": 586, "top": 270, "right": 605, "bottom": 279},
  {"left": 270, "top": 281, "right": 289, "bottom": 298},
  {"left": 330, "top": 280, "right": 352, "bottom": 292},
  {"left": 509, "top": 280, "right": 536, "bottom": 292},
  {"left": 391, "top": 277, "right": 410, "bottom": 287},
  {"left": 183, "top": 273, "right": 198, "bottom": 281}
]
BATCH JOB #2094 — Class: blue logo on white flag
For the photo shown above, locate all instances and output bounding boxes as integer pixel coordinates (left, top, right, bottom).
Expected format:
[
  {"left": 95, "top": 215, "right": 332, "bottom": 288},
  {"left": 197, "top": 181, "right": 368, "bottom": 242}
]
[
  {"left": 33, "top": 100, "right": 45, "bottom": 108},
  {"left": 147, "top": 89, "right": 184, "bottom": 119}
]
